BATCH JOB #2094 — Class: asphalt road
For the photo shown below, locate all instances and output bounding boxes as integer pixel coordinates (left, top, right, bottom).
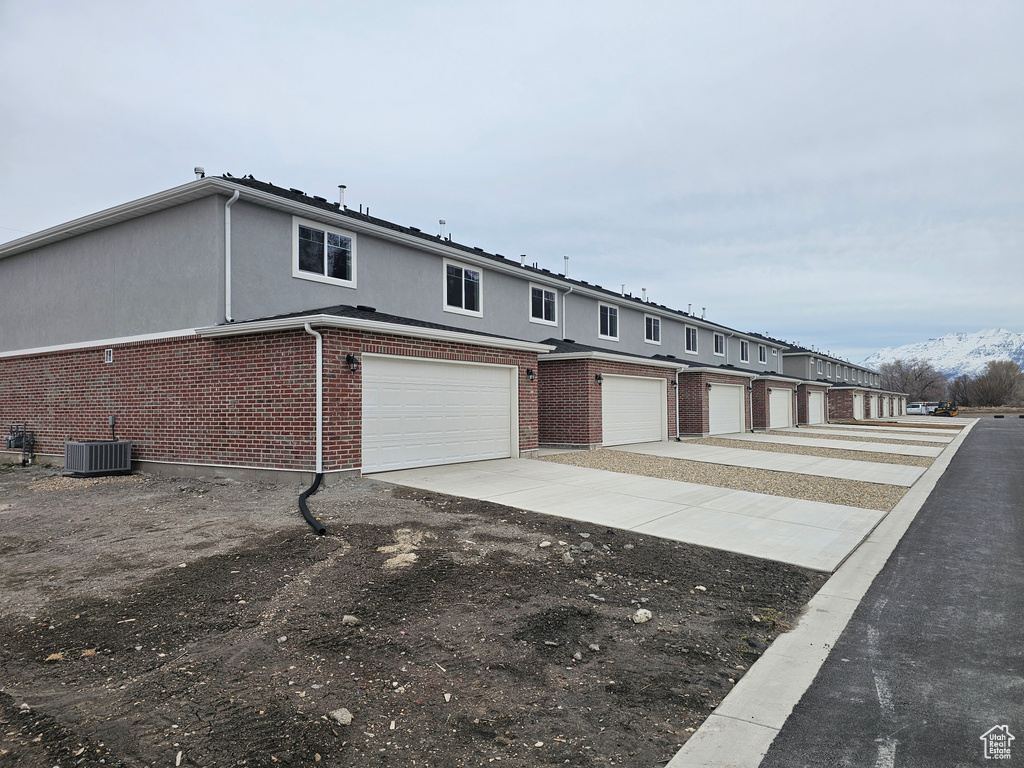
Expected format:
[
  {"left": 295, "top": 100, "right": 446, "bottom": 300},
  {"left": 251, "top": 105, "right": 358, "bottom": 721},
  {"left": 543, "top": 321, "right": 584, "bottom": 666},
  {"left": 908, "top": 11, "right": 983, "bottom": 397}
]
[{"left": 760, "top": 418, "right": 1024, "bottom": 768}]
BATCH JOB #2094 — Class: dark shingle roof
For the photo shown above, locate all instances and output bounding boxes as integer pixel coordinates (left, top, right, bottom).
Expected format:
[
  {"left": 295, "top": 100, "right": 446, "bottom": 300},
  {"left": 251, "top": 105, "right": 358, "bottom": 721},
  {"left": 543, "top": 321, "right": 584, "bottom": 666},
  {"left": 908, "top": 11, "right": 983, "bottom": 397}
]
[{"left": 541, "top": 338, "right": 670, "bottom": 362}]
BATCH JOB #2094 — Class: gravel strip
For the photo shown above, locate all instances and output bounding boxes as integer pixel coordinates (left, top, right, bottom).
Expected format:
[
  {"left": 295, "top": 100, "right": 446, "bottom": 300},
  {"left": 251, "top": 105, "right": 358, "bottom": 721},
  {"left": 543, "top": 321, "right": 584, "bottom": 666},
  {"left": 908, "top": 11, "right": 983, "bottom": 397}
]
[
  {"left": 540, "top": 450, "right": 906, "bottom": 512},
  {"left": 690, "top": 437, "right": 934, "bottom": 468},
  {"left": 783, "top": 429, "right": 939, "bottom": 447}
]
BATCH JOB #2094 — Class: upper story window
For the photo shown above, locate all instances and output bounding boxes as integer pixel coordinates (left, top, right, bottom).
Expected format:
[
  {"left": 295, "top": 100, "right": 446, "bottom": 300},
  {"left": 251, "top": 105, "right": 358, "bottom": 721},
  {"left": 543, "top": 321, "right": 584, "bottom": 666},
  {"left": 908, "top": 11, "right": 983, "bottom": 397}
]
[
  {"left": 444, "top": 260, "right": 482, "bottom": 317},
  {"left": 772, "top": 348, "right": 778, "bottom": 357},
  {"left": 599, "top": 303, "right": 619, "bottom": 340},
  {"left": 530, "top": 284, "right": 557, "bottom": 326},
  {"left": 816, "top": 360, "right": 823, "bottom": 375},
  {"left": 644, "top": 315, "right": 661, "bottom": 344},
  {"left": 685, "top": 326, "right": 698, "bottom": 354},
  {"left": 758, "top": 344, "right": 767, "bottom": 364},
  {"left": 293, "top": 217, "right": 356, "bottom": 287},
  {"left": 713, "top": 333, "right": 725, "bottom": 356},
  {"left": 827, "top": 362, "right": 832, "bottom": 377},
  {"left": 740, "top": 340, "right": 749, "bottom": 362}
]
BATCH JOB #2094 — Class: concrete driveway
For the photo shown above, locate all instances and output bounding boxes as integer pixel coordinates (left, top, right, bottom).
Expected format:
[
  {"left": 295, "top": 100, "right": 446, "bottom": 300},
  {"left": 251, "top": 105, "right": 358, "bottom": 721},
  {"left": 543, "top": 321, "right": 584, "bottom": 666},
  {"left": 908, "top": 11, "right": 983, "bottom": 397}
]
[{"left": 371, "top": 458, "right": 888, "bottom": 572}]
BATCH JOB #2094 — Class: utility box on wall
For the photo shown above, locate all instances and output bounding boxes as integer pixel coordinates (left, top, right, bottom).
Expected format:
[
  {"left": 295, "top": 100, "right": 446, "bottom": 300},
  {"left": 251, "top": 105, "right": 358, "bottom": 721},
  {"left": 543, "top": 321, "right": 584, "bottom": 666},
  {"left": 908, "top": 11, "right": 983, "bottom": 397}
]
[{"left": 64, "top": 440, "right": 133, "bottom": 477}]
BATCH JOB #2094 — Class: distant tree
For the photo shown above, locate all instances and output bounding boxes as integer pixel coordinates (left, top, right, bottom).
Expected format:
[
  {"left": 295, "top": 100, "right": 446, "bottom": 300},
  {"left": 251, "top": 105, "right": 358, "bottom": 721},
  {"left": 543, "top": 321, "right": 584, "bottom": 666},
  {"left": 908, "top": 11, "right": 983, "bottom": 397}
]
[
  {"left": 947, "top": 374, "right": 973, "bottom": 407},
  {"left": 879, "top": 359, "right": 947, "bottom": 401},
  {"left": 970, "top": 360, "right": 1024, "bottom": 406}
]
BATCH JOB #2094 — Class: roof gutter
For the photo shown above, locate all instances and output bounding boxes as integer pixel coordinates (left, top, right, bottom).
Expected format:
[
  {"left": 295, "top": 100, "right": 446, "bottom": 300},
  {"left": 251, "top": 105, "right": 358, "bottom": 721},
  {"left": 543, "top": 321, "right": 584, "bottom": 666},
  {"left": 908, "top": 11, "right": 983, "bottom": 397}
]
[
  {"left": 196, "top": 313, "right": 555, "bottom": 353},
  {"left": 224, "top": 190, "right": 240, "bottom": 323},
  {"left": 540, "top": 350, "right": 685, "bottom": 371}
]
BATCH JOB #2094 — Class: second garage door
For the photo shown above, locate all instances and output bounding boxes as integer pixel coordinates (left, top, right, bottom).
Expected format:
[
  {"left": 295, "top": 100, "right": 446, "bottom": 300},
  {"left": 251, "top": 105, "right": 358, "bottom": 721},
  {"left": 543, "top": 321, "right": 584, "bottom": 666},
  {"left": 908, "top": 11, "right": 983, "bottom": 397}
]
[
  {"left": 602, "top": 374, "right": 666, "bottom": 446},
  {"left": 808, "top": 391, "right": 825, "bottom": 424},
  {"left": 361, "top": 355, "right": 515, "bottom": 473},
  {"left": 853, "top": 393, "right": 865, "bottom": 420},
  {"left": 769, "top": 388, "right": 793, "bottom": 429},
  {"left": 709, "top": 383, "right": 745, "bottom": 435}
]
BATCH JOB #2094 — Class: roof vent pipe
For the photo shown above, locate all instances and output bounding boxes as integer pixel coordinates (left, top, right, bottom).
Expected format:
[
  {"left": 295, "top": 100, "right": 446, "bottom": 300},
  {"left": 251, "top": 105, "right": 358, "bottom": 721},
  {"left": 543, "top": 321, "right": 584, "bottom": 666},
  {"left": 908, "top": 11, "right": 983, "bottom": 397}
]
[
  {"left": 520, "top": 255, "right": 526, "bottom": 267},
  {"left": 687, "top": 303, "right": 692, "bottom": 315},
  {"left": 439, "top": 219, "right": 446, "bottom": 238},
  {"left": 564, "top": 255, "right": 569, "bottom": 277},
  {"left": 702, "top": 307, "right": 706, "bottom": 320},
  {"left": 338, "top": 185, "right": 346, "bottom": 206},
  {"left": 194, "top": 166, "right": 205, "bottom": 180},
  {"left": 642, "top": 288, "right": 647, "bottom": 302},
  {"left": 621, "top": 284, "right": 625, "bottom": 296}
]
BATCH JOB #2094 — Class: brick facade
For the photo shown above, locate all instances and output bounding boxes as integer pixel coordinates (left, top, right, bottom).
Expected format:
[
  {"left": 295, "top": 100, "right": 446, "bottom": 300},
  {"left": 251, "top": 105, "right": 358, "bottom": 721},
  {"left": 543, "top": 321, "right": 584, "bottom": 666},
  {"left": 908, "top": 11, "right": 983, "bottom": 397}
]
[
  {"left": 677, "top": 371, "right": 753, "bottom": 437},
  {"left": 751, "top": 379, "right": 797, "bottom": 430},
  {"left": 0, "top": 329, "right": 539, "bottom": 474},
  {"left": 827, "top": 388, "right": 871, "bottom": 421},
  {"left": 537, "top": 358, "right": 678, "bottom": 448},
  {"left": 795, "top": 383, "right": 829, "bottom": 425}
]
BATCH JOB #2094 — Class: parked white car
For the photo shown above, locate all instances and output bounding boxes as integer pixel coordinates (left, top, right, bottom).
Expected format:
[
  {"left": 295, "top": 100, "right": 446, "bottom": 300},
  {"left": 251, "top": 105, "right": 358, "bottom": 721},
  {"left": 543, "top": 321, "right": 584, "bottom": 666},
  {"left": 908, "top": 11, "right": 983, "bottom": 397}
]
[{"left": 907, "top": 402, "right": 928, "bottom": 415}]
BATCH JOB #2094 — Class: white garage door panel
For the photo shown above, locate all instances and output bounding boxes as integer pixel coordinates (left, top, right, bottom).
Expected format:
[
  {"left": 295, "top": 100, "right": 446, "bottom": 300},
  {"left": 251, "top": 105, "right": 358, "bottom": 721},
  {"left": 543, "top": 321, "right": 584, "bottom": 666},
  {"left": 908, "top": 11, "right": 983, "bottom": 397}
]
[
  {"left": 362, "top": 356, "right": 514, "bottom": 473},
  {"left": 769, "top": 389, "right": 793, "bottom": 429},
  {"left": 602, "top": 375, "right": 665, "bottom": 446},
  {"left": 853, "top": 394, "right": 865, "bottom": 420},
  {"left": 709, "top": 384, "right": 744, "bottom": 435},
  {"left": 869, "top": 395, "right": 878, "bottom": 419},
  {"left": 808, "top": 391, "right": 824, "bottom": 424}
]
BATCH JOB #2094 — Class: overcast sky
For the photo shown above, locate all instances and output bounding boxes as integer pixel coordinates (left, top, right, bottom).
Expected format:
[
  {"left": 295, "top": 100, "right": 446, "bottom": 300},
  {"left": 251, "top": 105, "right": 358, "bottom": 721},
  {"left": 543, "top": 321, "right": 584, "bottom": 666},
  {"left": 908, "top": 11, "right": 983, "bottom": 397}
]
[{"left": 2, "top": 1, "right": 1021, "bottom": 362}]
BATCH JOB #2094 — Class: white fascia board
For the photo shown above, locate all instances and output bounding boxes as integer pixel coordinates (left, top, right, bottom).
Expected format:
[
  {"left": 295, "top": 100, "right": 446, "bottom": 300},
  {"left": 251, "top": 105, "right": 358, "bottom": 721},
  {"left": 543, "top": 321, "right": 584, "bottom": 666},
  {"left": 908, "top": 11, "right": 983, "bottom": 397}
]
[
  {"left": 196, "top": 314, "right": 554, "bottom": 353},
  {"left": 0, "top": 328, "right": 198, "bottom": 358},
  {"left": 680, "top": 366, "right": 760, "bottom": 379},
  {"left": 753, "top": 373, "right": 806, "bottom": 385},
  {"left": 540, "top": 351, "right": 684, "bottom": 370}
]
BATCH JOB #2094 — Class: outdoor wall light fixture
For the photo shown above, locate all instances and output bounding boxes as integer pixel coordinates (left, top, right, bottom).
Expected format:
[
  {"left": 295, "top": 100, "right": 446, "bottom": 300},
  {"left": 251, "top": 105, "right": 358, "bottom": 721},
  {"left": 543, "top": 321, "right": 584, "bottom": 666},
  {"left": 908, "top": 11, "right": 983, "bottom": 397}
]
[
  {"left": 345, "top": 353, "right": 359, "bottom": 373},
  {"left": 671, "top": 380, "right": 678, "bottom": 389},
  {"left": 526, "top": 368, "right": 536, "bottom": 382},
  {"left": 706, "top": 382, "right": 713, "bottom": 390},
  {"left": 767, "top": 387, "right": 773, "bottom": 393},
  {"left": 595, "top": 374, "right": 603, "bottom": 384},
  {"left": 747, "top": 385, "right": 754, "bottom": 392}
]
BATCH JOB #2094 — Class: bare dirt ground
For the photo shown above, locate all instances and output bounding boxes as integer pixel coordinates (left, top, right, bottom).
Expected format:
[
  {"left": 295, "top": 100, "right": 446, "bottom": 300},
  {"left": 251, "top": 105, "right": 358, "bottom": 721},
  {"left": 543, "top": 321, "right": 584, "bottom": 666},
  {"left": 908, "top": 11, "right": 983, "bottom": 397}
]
[{"left": 0, "top": 461, "right": 826, "bottom": 768}]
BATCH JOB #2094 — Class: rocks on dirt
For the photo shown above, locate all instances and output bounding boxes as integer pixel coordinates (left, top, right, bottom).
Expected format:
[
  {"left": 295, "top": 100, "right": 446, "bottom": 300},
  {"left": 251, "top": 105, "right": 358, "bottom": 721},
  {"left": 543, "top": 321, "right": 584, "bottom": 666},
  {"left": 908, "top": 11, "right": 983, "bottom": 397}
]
[
  {"left": 695, "top": 585, "right": 708, "bottom": 592},
  {"left": 588, "top": 643, "right": 601, "bottom": 652},
  {"left": 341, "top": 615, "right": 361, "bottom": 626},
  {"left": 631, "top": 608, "right": 653, "bottom": 624},
  {"left": 329, "top": 708, "right": 353, "bottom": 725},
  {"left": 539, "top": 540, "right": 552, "bottom": 548}
]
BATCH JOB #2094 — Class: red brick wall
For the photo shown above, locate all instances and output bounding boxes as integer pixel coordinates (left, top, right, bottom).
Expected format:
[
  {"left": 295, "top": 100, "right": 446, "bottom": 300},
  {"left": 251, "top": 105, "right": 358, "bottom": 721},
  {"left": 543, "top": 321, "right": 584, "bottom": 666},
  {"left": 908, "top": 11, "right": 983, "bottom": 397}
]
[
  {"left": 0, "top": 329, "right": 539, "bottom": 473},
  {"left": 537, "top": 358, "right": 677, "bottom": 447},
  {"left": 678, "top": 372, "right": 752, "bottom": 436},
  {"left": 751, "top": 381, "right": 797, "bottom": 430},
  {"left": 827, "top": 389, "right": 862, "bottom": 420}
]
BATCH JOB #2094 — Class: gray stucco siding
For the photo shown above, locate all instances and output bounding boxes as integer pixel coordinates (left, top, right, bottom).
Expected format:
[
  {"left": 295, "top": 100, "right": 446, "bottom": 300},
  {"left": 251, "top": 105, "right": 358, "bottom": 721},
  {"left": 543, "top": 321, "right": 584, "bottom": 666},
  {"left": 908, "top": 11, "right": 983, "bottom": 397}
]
[{"left": 0, "top": 197, "right": 223, "bottom": 353}]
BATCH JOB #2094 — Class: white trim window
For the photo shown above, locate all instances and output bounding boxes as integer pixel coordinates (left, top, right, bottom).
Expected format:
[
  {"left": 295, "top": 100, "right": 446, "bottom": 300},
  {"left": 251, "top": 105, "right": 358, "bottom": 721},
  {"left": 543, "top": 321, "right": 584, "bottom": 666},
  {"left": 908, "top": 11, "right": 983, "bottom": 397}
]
[
  {"left": 293, "top": 217, "right": 356, "bottom": 287},
  {"left": 529, "top": 284, "right": 557, "bottom": 326},
  {"left": 740, "top": 340, "right": 749, "bottom": 363},
  {"left": 827, "top": 362, "right": 832, "bottom": 377},
  {"left": 817, "top": 360, "right": 823, "bottom": 375},
  {"left": 599, "top": 303, "right": 619, "bottom": 341},
  {"left": 758, "top": 344, "right": 767, "bottom": 364},
  {"left": 713, "top": 333, "right": 725, "bottom": 356},
  {"left": 444, "top": 260, "right": 482, "bottom": 316},
  {"left": 685, "top": 325, "right": 698, "bottom": 354},
  {"left": 772, "top": 348, "right": 778, "bottom": 357},
  {"left": 644, "top": 314, "right": 661, "bottom": 344}
]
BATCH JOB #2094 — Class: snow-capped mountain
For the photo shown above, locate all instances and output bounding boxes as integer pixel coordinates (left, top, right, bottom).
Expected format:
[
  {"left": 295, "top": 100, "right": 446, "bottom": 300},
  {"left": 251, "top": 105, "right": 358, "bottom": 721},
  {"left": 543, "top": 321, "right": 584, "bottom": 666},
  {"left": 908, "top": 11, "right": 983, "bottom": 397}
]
[{"left": 862, "top": 329, "right": 1024, "bottom": 378}]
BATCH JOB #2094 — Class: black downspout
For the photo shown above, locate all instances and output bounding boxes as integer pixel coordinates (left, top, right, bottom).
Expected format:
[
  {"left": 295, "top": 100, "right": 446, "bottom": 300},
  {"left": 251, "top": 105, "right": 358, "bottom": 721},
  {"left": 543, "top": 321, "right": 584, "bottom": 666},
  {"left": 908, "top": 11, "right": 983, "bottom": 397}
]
[{"left": 299, "top": 473, "right": 327, "bottom": 535}]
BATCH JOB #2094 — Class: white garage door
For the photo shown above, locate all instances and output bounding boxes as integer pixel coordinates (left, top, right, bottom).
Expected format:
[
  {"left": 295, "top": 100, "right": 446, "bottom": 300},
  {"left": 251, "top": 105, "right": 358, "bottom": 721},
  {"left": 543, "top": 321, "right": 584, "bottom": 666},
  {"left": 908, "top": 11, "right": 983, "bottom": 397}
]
[
  {"left": 602, "top": 375, "right": 665, "bottom": 446},
  {"left": 882, "top": 398, "right": 890, "bottom": 418},
  {"left": 362, "top": 356, "right": 515, "bottom": 473},
  {"left": 869, "top": 395, "right": 878, "bottom": 419},
  {"left": 853, "top": 393, "right": 865, "bottom": 420},
  {"left": 769, "top": 389, "right": 793, "bottom": 429},
  {"left": 709, "top": 384, "right": 745, "bottom": 435},
  {"left": 808, "top": 391, "right": 825, "bottom": 425}
]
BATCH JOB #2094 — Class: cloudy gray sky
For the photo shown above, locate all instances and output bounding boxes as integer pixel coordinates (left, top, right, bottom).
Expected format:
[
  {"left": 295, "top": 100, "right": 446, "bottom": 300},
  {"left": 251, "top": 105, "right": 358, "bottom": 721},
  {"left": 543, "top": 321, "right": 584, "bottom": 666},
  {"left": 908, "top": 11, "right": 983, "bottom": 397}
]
[{"left": 2, "top": 1, "right": 1021, "bottom": 362}]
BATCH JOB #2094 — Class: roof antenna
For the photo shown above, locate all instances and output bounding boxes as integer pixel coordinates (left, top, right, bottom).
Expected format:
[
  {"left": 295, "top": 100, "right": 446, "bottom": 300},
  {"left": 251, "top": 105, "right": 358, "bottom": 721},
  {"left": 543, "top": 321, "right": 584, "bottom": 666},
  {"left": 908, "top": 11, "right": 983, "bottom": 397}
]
[
  {"left": 564, "top": 255, "right": 569, "bottom": 277},
  {"left": 439, "top": 219, "right": 446, "bottom": 238},
  {"left": 194, "top": 166, "right": 205, "bottom": 180},
  {"left": 338, "top": 185, "right": 346, "bottom": 206}
]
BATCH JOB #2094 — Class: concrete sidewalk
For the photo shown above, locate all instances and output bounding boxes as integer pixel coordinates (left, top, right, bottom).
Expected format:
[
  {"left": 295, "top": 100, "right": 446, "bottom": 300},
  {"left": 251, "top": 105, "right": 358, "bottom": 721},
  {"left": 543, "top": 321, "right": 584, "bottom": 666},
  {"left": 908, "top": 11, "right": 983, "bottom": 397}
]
[
  {"left": 371, "top": 459, "right": 888, "bottom": 572},
  {"left": 724, "top": 432, "right": 943, "bottom": 457},
  {"left": 665, "top": 419, "right": 977, "bottom": 767},
  {"left": 612, "top": 441, "right": 925, "bottom": 486}
]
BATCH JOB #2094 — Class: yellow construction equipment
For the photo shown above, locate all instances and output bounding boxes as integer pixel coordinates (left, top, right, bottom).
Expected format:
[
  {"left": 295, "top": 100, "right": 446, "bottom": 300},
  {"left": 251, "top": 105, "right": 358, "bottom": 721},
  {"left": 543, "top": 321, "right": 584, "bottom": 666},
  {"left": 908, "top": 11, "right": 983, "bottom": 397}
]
[{"left": 933, "top": 401, "right": 959, "bottom": 417}]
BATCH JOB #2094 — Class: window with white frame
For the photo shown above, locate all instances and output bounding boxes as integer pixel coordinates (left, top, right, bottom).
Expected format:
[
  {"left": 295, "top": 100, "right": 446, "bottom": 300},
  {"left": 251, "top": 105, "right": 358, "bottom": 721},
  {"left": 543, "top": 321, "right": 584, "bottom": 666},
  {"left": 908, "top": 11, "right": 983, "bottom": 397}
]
[
  {"left": 772, "top": 348, "right": 778, "bottom": 356},
  {"left": 740, "top": 340, "right": 749, "bottom": 362},
  {"left": 758, "top": 344, "right": 767, "bottom": 364},
  {"left": 529, "top": 284, "right": 557, "bottom": 325},
  {"left": 817, "top": 360, "right": 823, "bottom": 375},
  {"left": 599, "top": 303, "right": 619, "bottom": 340},
  {"left": 713, "top": 333, "right": 725, "bottom": 356},
  {"left": 827, "top": 362, "right": 832, "bottom": 377},
  {"left": 444, "top": 260, "right": 482, "bottom": 316},
  {"left": 685, "top": 326, "right": 698, "bottom": 354},
  {"left": 293, "top": 217, "right": 356, "bottom": 287},
  {"left": 644, "top": 314, "right": 661, "bottom": 344}
]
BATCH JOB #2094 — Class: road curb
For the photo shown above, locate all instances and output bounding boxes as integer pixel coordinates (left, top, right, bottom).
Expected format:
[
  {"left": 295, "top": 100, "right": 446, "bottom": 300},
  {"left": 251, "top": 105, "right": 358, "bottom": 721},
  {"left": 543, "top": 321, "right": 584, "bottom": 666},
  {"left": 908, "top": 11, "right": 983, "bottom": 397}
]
[{"left": 665, "top": 419, "right": 978, "bottom": 768}]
